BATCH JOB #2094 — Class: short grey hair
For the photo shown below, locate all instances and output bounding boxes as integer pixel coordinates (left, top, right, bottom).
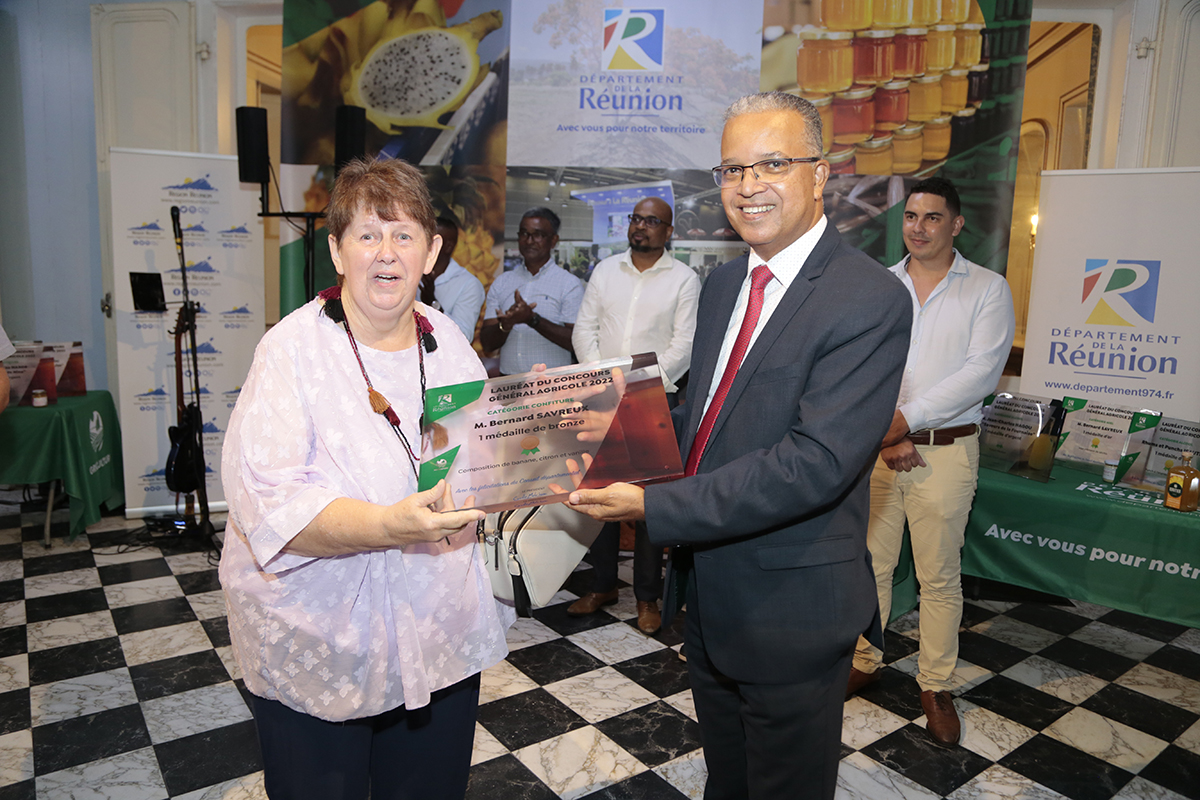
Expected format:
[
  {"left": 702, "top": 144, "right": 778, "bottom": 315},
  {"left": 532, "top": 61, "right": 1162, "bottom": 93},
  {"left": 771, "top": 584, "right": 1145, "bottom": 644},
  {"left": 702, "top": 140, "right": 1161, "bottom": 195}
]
[{"left": 723, "top": 92, "right": 823, "bottom": 157}]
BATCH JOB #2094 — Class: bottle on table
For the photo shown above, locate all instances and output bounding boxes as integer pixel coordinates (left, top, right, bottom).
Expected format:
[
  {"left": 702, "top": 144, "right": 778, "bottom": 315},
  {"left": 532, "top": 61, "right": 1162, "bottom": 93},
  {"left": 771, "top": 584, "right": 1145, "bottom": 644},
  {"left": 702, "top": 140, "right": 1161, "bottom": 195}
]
[{"left": 1164, "top": 451, "right": 1200, "bottom": 512}]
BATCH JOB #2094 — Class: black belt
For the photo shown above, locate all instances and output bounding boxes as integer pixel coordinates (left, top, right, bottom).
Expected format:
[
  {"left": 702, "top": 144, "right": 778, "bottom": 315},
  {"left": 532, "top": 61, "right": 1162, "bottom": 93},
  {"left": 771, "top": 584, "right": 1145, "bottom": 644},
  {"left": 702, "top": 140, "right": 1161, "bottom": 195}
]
[{"left": 905, "top": 424, "right": 978, "bottom": 446}]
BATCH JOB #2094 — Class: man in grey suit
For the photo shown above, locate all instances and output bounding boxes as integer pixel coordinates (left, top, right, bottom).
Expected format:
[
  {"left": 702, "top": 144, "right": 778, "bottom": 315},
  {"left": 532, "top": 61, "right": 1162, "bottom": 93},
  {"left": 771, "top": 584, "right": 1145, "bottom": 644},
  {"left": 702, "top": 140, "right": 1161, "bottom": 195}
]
[{"left": 563, "top": 92, "right": 911, "bottom": 799}]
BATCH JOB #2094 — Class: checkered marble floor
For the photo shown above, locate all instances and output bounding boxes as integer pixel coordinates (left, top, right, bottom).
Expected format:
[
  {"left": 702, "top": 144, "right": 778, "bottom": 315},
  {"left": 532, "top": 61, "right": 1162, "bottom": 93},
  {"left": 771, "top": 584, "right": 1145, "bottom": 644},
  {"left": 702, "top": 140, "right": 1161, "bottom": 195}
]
[{"left": 2, "top": 501, "right": 1200, "bottom": 799}]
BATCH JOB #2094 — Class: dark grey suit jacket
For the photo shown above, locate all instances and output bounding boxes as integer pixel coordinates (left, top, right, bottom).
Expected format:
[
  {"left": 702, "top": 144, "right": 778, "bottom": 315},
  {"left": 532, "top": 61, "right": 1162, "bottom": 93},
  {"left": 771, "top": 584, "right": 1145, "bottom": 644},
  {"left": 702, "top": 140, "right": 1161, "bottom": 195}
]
[{"left": 645, "top": 222, "right": 911, "bottom": 685}]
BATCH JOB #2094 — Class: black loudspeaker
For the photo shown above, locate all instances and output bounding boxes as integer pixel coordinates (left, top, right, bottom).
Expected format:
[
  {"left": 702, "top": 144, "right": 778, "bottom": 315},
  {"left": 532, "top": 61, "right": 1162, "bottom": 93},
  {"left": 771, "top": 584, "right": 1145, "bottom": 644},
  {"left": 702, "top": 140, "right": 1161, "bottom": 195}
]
[
  {"left": 235, "top": 106, "right": 270, "bottom": 185},
  {"left": 335, "top": 105, "right": 367, "bottom": 175}
]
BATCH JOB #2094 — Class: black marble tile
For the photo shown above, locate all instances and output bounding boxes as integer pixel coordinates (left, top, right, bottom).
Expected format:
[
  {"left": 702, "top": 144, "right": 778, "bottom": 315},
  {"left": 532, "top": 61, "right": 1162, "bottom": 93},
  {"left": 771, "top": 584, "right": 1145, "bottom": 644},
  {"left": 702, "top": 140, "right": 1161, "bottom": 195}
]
[
  {"left": 578, "top": 770, "right": 689, "bottom": 800},
  {"left": 0, "top": 543, "right": 22, "bottom": 562},
  {"left": 1139, "top": 745, "right": 1200, "bottom": 800},
  {"left": 475, "top": 688, "right": 588, "bottom": 751},
  {"left": 594, "top": 701, "right": 702, "bottom": 768},
  {"left": 506, "top": 638, "right": 605, "bottom": 685},
  {"left": 850, "top": 665, "right": 924, "bottom": 721},
  {"left": 881, "top": 631, "right": 921, "bottom": 664},
  {"left": 0, "top": 688, "right": 30, "bottom": 736},
  {"left": 21, "top": 520, "right": 69, "bottom": 542},
  {"left": 1144, "top": 644, "right": 1200, "bottom": 682},
  {"left": 202, "top": 616, "right": 231, "bottom": 648},
  {"left": 111, "top": 597, "right": 197, "bottom": 635},
  {"left": 959, "top": 601, "right": 999, "bottom": 629},
  {"left": 0, "top": 625, "right": 26, "bottom": 659},
  {"left": 24, "top": 587, "right": 109, "bottom": 624},
  {"left": 1004, "top": 603, "right": 1092, "bottom": 636},
  {"left": 31, "top": 703, "right": 151, "bottom": 775},
  {"left": 1080, "top": 683, "right": 1200, "bottom": 742},
  {"left": 175, "top": 568, "right": 220, "bottom": 595},
  {"left": 957, "top": 630, "right": 1032, "bottom": 673},
  {"left": 959, "top": 674, "right": 1074, "bottom": 731},
  {"left": 858, "top": 725, "right": 991, "bottom": 796},
  {"left": 21, "top": 550, "right": 95, "bottom": 577},
  {"left": 612, "top": 648, "right": 691, "bottom": 699},
  {"left": 624, "top": 607, "right": 686, "bottom": 648},
  {"left": 0, "top": 578, "right": 22, "bottom": 603},
  {"left": 465, "top": 754, "right": 558, "bottom": 800},
  {"left": 1036, "top": 636, "right": 1138, "bottom": 682},
  {"left": 28, "top": 637, "right": 126, "bottom": 686},
  {"left": 533, "top": 602, "right": 628, "bottom": 637},
  {"left": 129, "top": 649, "right": 232, "bottom": 701},
  {"left": 1098, "top": 609, "right": 1189, "bottom": 643},
  {"left": 0, "top": 780, "right": 35, "bottom": 800},
  {"left": 155, "top": 718, "right": 262, "bottom": 797},
  {"left": 97, "top": 558, "right": 172, "bottom": 586},
  {"left": 1000, "top": 734, "right": 1134, "bottom": 800}
]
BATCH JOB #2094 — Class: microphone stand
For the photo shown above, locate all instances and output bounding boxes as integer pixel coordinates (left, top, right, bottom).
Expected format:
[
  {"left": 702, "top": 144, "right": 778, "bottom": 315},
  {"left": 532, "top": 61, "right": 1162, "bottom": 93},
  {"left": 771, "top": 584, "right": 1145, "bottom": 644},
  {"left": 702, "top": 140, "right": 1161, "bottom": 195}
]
[{"left": 171, "top": 206, "right": 217, "bottom": 545}]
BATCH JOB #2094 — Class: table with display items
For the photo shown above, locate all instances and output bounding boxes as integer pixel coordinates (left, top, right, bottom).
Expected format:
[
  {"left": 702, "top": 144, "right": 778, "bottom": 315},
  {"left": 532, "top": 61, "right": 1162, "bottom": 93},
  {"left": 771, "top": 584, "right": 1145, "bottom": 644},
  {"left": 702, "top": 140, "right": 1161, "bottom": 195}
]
[
  {"left": 0, "top": 392, "right": 124, "bottom": 543},
  {"left": 889, "top": 464, "right": 1200, "bottom": 629}
]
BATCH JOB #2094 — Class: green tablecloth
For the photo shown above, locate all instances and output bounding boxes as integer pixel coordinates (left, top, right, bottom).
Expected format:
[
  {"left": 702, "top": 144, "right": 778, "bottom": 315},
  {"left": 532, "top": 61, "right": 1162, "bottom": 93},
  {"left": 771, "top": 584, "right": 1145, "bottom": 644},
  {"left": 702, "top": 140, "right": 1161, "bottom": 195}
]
[{"left": 0, "top": 392, "right": 125, "bottom": 538}]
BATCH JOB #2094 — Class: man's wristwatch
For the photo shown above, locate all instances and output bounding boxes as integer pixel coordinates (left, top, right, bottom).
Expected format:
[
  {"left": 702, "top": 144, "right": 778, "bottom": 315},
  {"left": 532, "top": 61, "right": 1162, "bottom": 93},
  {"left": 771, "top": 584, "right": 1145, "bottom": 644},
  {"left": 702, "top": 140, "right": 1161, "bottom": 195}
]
[{"left": 529, "top": 313, "right": 542, "bottom": 329}]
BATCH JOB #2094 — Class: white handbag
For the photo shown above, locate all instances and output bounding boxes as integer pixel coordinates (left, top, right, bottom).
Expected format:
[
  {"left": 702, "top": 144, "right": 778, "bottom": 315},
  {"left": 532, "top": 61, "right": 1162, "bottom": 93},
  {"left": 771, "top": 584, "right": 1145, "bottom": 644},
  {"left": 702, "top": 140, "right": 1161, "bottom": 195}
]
[{"left": 478, "top": 503, "right": 603, "bottom": 616}]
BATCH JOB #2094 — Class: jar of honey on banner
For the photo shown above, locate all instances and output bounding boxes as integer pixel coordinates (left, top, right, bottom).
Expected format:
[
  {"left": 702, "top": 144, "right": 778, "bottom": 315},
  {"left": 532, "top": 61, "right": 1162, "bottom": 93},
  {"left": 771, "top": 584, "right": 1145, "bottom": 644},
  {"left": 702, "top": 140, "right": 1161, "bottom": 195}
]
[
  {"left": 826, "top": 144, "right": 858, "bottom": 174},
  {"left": 798, "top": 28, "right": 855, "bottom": 94},
  {"left": 941, "top": 0, "right": 970, "bottom": 24},
  {"left": 802, "top": 93, "right": 835, "bottom": 153},
  {"left": 891, "top": 122, "right": 925, "bottom": 172},
  {"left": 923, "top": 114, "right": 951, "bottom": 160},
  {"left": 941, "top": 68, "right": 969, "bottom": 112},
  {"left": 967, "top": 63, "right": 990, "bottom": 106},
  {"left": 854, "top": 30, "right": 896, "bottom": 84},
  {"left": 855, "top": 133, "right": 894, "bottom": 174},
  {"left": 908, "top": 73, "right": 944, "bottom": 120},
  {"left": 912, "top": 0, "right": 941, "bottom": 26},
  {"left": 950, "top": 106, "right": 977, "bottom": 155},
  {"left": 955, "top": 23, "right": 984, "bottom": 67},
  {"left": 927, "top": 25, "right": 957, "bottom": 72},
  {"left": 894, "top": 28, "right": 929, "bottom": 78},
  {"left": 818, "top": 0, "right": 873, "bottom": 31},
  {"left": 872, "top": 0, "right": 913, "bottom": 28},
  {"left": 833, "top": 86, "right": 877, "bottom": 144},
  {"left": 874, "top": 80, "right": 910, "bottom": 129}
]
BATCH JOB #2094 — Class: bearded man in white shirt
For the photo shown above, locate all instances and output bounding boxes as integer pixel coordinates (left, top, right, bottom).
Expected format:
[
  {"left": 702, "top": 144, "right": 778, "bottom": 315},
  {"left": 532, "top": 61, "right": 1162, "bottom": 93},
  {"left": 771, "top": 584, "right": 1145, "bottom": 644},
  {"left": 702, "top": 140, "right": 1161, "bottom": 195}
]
[
  {"left": 568, "top": 196, "right": 701, "bottom": 634},
  {"left": 846, "top": 177, "right": 1015, "bottom": 747}
]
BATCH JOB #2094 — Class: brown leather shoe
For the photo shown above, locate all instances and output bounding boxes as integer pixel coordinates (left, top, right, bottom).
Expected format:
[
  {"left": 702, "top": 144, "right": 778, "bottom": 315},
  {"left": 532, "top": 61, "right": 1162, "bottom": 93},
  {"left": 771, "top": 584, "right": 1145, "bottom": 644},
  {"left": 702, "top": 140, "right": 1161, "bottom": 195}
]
[
  {"left": 567, "top": 590, "right": 620, "bottom": 616},
  {"left": 636, "top": 601, "right": 661, "bottom": 634},
  {"left": 920, "top": 690, "right": 961, "bottom": 745},
  {"left": 845, "top": 667, "right": 880, "bottom": 699}
]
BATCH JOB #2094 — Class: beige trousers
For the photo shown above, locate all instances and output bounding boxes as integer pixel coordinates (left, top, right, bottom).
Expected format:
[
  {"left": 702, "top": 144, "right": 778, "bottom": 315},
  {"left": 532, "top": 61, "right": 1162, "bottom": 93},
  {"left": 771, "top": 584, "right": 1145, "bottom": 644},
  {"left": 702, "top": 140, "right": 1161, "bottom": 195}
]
[{"left": 853, "top": 434, "right": 979, "bottom": 692}]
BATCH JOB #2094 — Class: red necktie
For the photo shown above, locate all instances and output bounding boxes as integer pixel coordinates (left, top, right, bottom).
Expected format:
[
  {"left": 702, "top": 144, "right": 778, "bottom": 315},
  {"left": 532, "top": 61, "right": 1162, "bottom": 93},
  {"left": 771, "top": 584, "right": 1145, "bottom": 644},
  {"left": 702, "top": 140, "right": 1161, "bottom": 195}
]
[{"left": 685, "top": 264, "right": 774, "bottom": 476}]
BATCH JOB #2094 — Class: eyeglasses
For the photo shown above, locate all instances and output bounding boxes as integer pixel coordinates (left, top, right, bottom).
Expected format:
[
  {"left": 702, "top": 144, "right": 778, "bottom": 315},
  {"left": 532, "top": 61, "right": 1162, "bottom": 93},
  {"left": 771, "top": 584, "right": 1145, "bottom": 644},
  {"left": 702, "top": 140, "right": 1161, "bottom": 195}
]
[
  {"left": 711, "top": 157, "right": 822, "bottom": 188},
  {"left": 627, "top": 213, "right": 666, "bottom": 229},
  {"left": 517, "top": 229, "right": 552, "bottom": 241}
]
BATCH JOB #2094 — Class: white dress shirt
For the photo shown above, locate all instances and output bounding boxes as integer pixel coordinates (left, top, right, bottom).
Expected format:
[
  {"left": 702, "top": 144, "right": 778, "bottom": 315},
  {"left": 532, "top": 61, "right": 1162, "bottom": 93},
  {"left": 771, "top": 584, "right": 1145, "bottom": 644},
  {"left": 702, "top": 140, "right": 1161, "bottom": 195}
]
[
  {"left": 434, "top": 259, "right": 485, "bottom": 342},
  {"left": 572, "top": 249, "right": 701, "bottom": 392},
  {"left": 702, "top": 216, "right": 828, "bottom": 416},
  {"left": 485, "top": 260, "right": 584, "bottom": 373},
  {"left": 890, "top": 249, "right": 1016, "bottom": 431}
]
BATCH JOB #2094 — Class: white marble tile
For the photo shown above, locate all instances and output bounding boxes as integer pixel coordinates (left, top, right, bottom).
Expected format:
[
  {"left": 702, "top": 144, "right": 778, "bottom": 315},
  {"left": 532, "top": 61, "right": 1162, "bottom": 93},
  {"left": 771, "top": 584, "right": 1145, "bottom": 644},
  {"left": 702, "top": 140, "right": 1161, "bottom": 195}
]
[
  {"left": 1070, "top": 621, "right": 1165, "bottom": 661},
  {"left": 27, "top": 610, "right": 118, "bottom": 652},
  {"left": 35, "top": 746, "right": 168, "bottom": 800},
  {"left": 949, "top": 659, "right": 996, "bottom": 695},
  {"left": 91, "top": 546, "right": 164, "bottom": 566},
  {"left": 0, "top": 600, "right": 24, "bottom": 629},
  {"left": 119, "top": 621, "right": 212, "bottom": 666},
  {"left": 1044, "top": 707, "right": 1168, "bottom": 773},
  {"left": 0, "top": 654, "right": 28, "bottom": 692},
  {"left": 568, "top": 620, "right": 665, "bottom": 663},
  {"left": 504, "top": 616, "right": 561, "bottom": 651},
  {"left": 887, "top": 609, "right": 922, "bottom": 639},
  {"left": 23, "top": 568, "right": 102, "bottom": 599},
  {"left": 1172, "top": 628, "right": 1200, "bottom": 656},
  {"left": 140, "top": 682, "right": 253, "bottom": 744},
  {"left": 970, "top": 615, "right": 1063, "bottom": 652},
  {"left": 887, "top": 652, "right": 919, "bottom": 678},
  {"left": 102, "top": 575, "right": 183, "bottom": 608},
  {"left": 1110, "top": 776, "right": 1191, "bottom": 800},
  {"left": 1175, "top": 717, "right": 1200, "bottom": 756},
  {"left": 945, "top": 764, "right": 1069, "bottom": 800},
  {"left": 616, "top": 562, "right": 635, "bottom": 588},
  {"left": 834, "top": 751, "right": 941, "bottom": 800},
  {"left": 602, "top": 590, "right": 642, "bottom": 622},
  {"left": 842, "top": 697, "right": 908, "bottom": 750},
  {"left": 655, "top": 749, "right": 707, "bottom": 800},
  {"left": 966, "top": 599, "right": 1021, "bottom": 615},
  {"left": 955, "top": 699, "right": 1036, "bottom": 762},
  {"left": 549, "top": 589, "right": 579, "bottom": 606},
  {"left": 29, "top": 668, "right": 137, "bottom": 727},
  {"left": 1116, "top": 662, "right": 1200, "bottom": 714},
  {"left": 175, "top": 771, "right": 267, "bottom": 800},
  {"left": 23, "top": 536, "right": 92, "bottom": 559},
  {"left": 470, "top": 722, "right": 508, "bottom": 766},
  {"left": 1002, "top": 655, "right": 1107, "bottom": 704},
  {"left": 0, "top": 529, "right": 20, "bottom": 545},
  {"left": 664, "top": 690, "right": 697, "bottom": 722},
  {"left": 187, "top": 589, "right": 229, "bottom": 620},
  {"left": 84, "top": 516, "right": 141, "bottom": 534},
  {"left": 0, "top": 560, "right": 21, "bottom": 583},
  {"left": 215, "top": 645, "right": 244, "bottom": 682},
  {"left": 514, "top": 726, "right": 644, "bottom": 800},
  {"left": 478, "top": 658, "right": 539, "bottom": 705},
  {"left": 1067, "top": 599, "right": 1114, "bottom": 620},
  {"left": 545, "top": 666, "right": 658, "bottom": 723},
  {"left": 165, "top": 551, "right": 219, "bottom": 575},
  {"left": 0, "top": 729, "right": 33, "bottom": 786}
]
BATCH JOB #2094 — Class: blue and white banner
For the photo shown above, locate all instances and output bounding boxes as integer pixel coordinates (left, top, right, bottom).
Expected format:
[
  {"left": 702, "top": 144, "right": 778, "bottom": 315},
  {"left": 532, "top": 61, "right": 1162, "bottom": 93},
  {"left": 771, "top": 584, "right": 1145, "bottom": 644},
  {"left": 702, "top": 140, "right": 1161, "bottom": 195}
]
[
  {"left": 1022, "top": 168, "right": 1200, "bottom": 419},
  {"left": 571, "top": 180, "right": 672, "bottom": 244}
]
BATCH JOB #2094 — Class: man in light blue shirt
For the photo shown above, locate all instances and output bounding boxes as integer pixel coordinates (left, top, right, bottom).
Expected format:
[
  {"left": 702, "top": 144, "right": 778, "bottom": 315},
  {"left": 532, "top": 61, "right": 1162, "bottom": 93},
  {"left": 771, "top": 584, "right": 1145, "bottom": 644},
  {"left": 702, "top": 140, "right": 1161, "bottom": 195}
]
[{"left": 421, "top": 217, "right": 485, "bottom": 344}]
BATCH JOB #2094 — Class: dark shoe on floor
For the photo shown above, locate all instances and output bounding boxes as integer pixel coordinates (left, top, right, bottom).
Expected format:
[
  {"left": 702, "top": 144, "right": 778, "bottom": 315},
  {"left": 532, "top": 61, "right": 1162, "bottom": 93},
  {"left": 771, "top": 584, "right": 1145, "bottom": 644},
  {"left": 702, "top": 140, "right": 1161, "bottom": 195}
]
[
  {"left": 920, "top": 690, "right": 961, "bottom": 745},
  {"left": 567, "top": 589, "right": 620, "bottom": 616},
  {"left": 636, "top": 600, "right": 661, "bottom": 635},
  {"left": 845, "top": 667, "right": 880, "bottom": 699}
]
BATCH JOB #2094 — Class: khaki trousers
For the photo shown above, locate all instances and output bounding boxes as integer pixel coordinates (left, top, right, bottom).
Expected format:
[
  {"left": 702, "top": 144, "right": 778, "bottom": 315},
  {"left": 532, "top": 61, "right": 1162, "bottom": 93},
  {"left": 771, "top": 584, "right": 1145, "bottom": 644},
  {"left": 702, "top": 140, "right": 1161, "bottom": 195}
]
[{"left": 853, "top": 434, "right": 979, "bottom": 692}]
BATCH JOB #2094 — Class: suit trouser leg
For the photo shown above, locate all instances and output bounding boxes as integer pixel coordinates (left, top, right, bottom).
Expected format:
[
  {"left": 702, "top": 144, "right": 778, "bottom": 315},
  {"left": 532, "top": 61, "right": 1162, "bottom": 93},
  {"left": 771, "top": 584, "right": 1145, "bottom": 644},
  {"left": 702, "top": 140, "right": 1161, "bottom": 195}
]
[
  {"left": 587, "top": 521, "right": 620, "bottom": 593},
  {"left": 687, "top": 604, "right": 851, "bottom": 800},
  {"left": 853, "top": 455, "right": 909, "bottom": 674},
  {"left": 632, "top": 521, "right": 664, "bottom": 601}
]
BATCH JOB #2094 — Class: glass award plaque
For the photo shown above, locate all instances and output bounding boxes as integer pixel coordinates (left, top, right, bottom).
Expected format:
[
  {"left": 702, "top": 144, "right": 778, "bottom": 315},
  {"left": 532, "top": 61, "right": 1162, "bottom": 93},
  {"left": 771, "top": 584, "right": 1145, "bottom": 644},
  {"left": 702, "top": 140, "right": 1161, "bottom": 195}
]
[
  {"left": 1119, "top": 416, "right": 1200, "bottom": 492},
  {"left": 419, "top": 354, "right": 683, "bottom": 512},
  {"left": 978, "top": 393, "right": 1063, "bottom": 481}
]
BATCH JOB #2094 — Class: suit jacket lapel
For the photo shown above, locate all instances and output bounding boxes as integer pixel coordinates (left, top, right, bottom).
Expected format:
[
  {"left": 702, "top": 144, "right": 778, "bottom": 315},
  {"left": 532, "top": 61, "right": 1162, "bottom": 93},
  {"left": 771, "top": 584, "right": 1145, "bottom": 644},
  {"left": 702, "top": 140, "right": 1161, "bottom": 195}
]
[{"left": 681, "top": 255, "right": 746, "bottom": 458}]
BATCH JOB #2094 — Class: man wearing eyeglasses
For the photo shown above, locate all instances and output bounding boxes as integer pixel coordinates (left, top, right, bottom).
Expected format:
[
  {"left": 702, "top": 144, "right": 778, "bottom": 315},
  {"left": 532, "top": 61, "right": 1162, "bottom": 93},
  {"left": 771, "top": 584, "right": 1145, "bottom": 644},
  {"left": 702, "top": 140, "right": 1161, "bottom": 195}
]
[
  {"left": 567, "top": 197, "right": 701, "bottom": 635},
  {"left": 481, "top": 207, "right": 584, "bottom": 374},
  {"left": 560, "top": 92, "right": 911, "bottom": 799}
]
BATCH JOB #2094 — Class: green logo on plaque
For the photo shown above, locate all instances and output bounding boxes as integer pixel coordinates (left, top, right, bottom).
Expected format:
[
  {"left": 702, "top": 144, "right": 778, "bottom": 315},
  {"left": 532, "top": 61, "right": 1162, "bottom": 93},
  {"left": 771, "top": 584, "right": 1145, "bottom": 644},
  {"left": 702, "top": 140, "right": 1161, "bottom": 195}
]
[
  {"left": 418, "top": 445, "right": 461, "bottom": 491},
  {"left": 424, "top": 381, "right": 485, "bottom": 423}
]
